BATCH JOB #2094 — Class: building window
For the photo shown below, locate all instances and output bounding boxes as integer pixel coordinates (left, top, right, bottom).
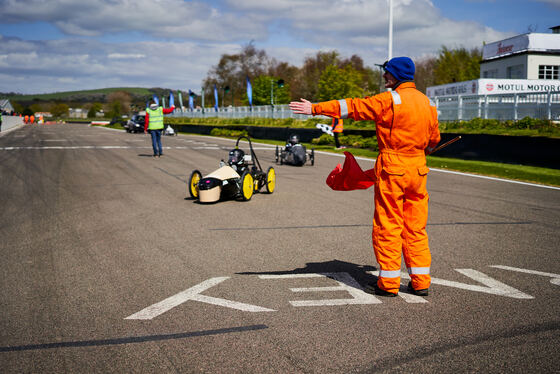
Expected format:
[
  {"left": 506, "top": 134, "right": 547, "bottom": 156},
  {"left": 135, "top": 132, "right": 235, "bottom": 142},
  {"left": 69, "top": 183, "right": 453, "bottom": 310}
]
[
  {"left": 538, "top": 65, "right": 559, "bottom": 80},
  {"left": 483, "top": 69, "right": 498, "bottom": 78},
  {"left": 506, "top": 64, "right": 524, "bottom": 79}
]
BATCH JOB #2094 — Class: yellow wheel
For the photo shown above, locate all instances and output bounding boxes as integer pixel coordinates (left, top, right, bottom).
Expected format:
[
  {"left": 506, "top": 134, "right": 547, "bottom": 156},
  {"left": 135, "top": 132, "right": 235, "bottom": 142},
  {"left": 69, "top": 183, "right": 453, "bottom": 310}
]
[
  {"left": 188, "top": 170, "right": 202, "bottom": 199},
  {"left": 265, "top": 166, "right": 276, "bottom": 193},
  {"left": 241, "top": 170, "right": 254, "bottom": 201}
]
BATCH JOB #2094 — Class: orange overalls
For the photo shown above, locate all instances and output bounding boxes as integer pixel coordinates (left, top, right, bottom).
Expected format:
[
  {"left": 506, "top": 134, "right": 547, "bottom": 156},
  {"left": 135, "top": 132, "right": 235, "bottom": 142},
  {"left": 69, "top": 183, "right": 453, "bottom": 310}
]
[{"left": 313, "top": 82, "right": 440, "bottom": 293}]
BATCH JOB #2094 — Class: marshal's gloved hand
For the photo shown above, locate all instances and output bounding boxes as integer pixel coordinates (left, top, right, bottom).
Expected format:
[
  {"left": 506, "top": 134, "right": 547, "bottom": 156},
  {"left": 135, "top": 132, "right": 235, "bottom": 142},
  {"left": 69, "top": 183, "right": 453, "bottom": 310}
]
[{"left": 326, "top": 151, "right": 376, "bottom": 191}]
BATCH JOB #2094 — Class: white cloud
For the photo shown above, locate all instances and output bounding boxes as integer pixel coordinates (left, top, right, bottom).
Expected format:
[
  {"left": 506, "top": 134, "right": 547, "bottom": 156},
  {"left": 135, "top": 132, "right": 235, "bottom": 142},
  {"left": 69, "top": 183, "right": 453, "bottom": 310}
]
[
  {"left": 0, "top": 0, "right": 265, "bottom": 41},
  {"left": 0, "top": 0, "right": 517, "bottom": 93},
  {"left": 0, "top": 36, "right": 240, "bottom": 94}
]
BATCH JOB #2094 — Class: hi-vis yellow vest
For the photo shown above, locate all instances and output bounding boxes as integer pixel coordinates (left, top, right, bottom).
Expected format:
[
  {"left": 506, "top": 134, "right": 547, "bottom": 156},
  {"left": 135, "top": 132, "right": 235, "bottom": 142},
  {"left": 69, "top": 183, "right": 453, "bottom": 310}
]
[{"left": 146, "top": 107, "right": 164, "bottom": 130}]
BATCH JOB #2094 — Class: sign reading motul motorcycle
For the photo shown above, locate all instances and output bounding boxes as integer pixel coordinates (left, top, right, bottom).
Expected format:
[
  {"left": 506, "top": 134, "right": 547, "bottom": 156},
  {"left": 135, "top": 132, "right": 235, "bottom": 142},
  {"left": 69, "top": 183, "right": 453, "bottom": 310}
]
[{"left": 426, "top": 79, "right": 560, "bottom": 98}]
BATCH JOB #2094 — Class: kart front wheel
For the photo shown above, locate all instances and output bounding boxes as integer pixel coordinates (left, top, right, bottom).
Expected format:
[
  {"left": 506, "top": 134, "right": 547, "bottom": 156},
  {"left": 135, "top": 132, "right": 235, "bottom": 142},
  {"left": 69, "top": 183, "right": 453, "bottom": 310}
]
[
  {"left": 188, "top": 170, "right": 202, "bottom": 199},
  {"left": 265, "top": 166, "right": 276, "bottom": 193},
  {"left": 241, "top": 170, "right": 254, "bottom": 201}
]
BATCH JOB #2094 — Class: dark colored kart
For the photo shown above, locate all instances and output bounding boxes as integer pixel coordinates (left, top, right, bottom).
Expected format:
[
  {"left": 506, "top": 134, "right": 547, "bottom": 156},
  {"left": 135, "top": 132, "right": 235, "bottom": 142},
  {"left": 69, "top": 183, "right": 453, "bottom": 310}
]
[
  {"left": 187, "top": 136, "right": 276, "bottom": 203},
  {"left": 275, "top": 135, "right": 314, "bottom": 166}
]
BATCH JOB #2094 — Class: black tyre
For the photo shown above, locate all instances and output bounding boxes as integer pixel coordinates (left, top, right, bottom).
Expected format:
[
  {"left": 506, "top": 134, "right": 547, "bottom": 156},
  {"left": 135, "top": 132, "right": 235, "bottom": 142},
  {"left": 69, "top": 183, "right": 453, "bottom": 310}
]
[{"left": 311, "top": 149, "right": 315, "bottom": 166}]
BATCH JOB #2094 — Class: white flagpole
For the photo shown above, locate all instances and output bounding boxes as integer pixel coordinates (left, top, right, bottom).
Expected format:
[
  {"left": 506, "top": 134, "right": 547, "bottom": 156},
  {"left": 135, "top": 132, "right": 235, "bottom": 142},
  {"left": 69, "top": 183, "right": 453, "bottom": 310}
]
[{"left": 388, "top": 0, "right": 393, "bottom": 60}]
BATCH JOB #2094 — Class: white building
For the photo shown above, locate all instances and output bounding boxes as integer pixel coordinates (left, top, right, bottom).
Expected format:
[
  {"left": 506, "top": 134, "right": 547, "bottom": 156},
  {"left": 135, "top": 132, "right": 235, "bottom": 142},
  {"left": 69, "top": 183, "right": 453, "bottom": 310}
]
[
  {"left": 480, "top": 26, "right": 560, "bottom": 80},
  {"left": 427, "top": 26, "right": 560, "bottom": 98}
]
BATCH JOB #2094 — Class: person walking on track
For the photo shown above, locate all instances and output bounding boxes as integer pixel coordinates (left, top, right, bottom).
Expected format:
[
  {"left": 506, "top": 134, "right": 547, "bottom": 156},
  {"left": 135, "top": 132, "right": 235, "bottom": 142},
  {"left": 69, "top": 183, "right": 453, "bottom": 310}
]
[{"left": 289, "top": 56, "right": 440, "bottom": 297}]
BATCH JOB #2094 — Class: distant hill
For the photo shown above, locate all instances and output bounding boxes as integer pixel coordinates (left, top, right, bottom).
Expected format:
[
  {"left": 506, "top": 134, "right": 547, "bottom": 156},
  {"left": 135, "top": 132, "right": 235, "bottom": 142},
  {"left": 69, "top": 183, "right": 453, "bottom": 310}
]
[{"left": 2, "top": 87, "right": 175, "bottom": 104}]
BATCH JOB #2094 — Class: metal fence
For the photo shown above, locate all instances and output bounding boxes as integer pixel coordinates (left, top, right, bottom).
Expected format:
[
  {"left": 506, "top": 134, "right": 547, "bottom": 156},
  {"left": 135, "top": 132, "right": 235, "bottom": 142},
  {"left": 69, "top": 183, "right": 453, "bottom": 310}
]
[
  {"left": 434, "top": 90, "right": 560, "bottom": 122},
  {"left": 168, "top": 90, "right": 560, "bottom": 122}
]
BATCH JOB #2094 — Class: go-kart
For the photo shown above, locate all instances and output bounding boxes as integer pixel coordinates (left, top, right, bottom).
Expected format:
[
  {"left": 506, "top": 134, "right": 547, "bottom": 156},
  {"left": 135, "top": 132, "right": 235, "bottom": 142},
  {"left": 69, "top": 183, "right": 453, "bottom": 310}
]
[
  {"left": 164, "top": 125, "right": 177, "bottom": 136},
  {"left": 275, "top": 134, "right": 314, "bottom": 166},
  {"left": 187, "top": 136, "right": 276, "bottom": 203}
]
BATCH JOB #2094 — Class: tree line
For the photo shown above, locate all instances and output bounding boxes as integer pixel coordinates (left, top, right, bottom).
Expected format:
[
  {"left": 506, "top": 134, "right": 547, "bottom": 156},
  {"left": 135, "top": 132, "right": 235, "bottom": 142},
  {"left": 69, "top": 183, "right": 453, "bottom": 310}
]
[
  {"left": 201, "top": 42, "right": 482, "bottom": 107},
  {"left": 5, "top": 44, "right": 481, "bottom": 117}
]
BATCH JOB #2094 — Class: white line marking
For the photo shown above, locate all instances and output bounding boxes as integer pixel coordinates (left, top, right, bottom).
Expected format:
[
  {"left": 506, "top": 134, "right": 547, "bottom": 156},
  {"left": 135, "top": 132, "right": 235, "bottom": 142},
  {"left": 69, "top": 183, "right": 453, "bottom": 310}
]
[
  {"left": 125, "top": 277, "right": 274, "bottom": 320},
  {"left": 367, "top": 269, "right": 533, "bottom": 299},
  {"left": 490, "top": 265, "right": 560, "bottom": 285},
  {"left": 259, "top": 272, "right": 381, "bottom": 306},
  {"left": 432, "top": 269, "right": 533, "bottom": 299},
  {"left": 431, "top": 168, "right": 560, "bottom": 190}
]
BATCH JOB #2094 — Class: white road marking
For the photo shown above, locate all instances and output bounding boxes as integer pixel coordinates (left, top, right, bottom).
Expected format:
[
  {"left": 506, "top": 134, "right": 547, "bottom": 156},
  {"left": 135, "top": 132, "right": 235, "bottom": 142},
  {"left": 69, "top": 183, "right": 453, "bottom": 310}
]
[
  {"left": 432, "top": 269, "right": 533, "bottom": 298},
  {"left": 490, "top": 265, "right": 560, "bottom": 285},
  {"left": 431, "top": 168, "right": 560, "bottom": 190},
  {"left": 368, "top": 268, "right": 534, "bottom": 299},
  {"left": 124, "top": 265, "right": 553, "bottom": 319},
  {"left": 259, "top": 272, "right": 381, "bottom": 306},
  {"left": 125, "top": 277, "right": 274, "bottom": 320}
]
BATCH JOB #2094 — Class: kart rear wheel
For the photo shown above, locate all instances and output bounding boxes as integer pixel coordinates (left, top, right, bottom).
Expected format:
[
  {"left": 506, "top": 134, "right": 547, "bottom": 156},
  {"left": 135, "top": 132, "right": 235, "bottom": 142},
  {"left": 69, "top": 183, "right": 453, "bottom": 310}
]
[
  {"left": 241, "top": 170, "right": 254, "bottom": 201},
  {"left": 188, "top": 170, "right": 202, "bottom": 199},
  {"left": 310, "top": 149, "right": 315, "bottom": 166},
  {"left": 265, "top": 166, "right": 276, "bottom": 193},
  {"left": 275, "top": 145, "right": 279, "bottom": 163}
]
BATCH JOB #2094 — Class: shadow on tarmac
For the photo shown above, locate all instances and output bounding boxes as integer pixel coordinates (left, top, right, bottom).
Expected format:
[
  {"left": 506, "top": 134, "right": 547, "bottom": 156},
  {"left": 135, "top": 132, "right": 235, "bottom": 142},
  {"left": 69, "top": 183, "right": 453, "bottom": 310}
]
[{"left": 237, "top": 259, "right": 378, "bottom": 290}]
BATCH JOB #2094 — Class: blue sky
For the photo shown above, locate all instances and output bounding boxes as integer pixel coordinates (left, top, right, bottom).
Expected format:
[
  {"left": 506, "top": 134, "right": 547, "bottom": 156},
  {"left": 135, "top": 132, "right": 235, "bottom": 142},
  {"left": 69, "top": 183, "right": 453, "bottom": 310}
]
[{"left": 0, "top": 0, "right": 558, "bottom": 94}]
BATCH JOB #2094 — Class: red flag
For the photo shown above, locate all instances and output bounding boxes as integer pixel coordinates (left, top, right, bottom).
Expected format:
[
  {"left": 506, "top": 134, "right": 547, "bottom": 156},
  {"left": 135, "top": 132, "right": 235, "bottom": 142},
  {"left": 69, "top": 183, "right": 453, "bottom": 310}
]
[{"left": 326, "top": 152, "right": 376, "bottom": 191}]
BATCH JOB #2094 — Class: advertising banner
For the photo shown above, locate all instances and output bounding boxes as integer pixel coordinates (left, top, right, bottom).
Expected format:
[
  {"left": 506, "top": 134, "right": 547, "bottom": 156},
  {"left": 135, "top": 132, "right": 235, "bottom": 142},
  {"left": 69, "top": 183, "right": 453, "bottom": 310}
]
[{"left": 426, "top": 79, "right": 560, "bottom": 97}]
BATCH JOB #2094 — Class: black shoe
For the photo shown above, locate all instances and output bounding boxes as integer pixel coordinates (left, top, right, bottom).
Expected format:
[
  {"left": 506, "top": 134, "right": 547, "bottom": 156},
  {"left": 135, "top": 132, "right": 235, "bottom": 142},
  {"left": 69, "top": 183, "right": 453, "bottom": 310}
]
[
  {"left": 407, "top": 282, "right": 429, "bottom": 296},
  {"left": 364, "top": 283, "right": 397, "bottom": 297}
]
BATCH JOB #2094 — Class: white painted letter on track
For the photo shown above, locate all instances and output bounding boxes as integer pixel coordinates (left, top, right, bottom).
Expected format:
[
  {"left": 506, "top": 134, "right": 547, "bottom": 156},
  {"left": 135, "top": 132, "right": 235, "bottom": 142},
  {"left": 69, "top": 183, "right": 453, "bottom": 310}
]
[
  {"left": 125, "top": 277, "right": 275, "bottom": 320},
  {"left": 259, "top": 272, "right": 381, "bottom": 306}
]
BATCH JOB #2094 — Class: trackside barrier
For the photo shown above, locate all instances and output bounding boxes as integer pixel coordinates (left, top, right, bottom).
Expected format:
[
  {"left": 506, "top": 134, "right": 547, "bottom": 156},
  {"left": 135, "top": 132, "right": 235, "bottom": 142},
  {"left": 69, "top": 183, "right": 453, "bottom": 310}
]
[
  {"left": 168, "top": 91, "right": 559, "bottom": 122},
  {"left": 434, "top": 90, "right": 560, "bottom": 121}
]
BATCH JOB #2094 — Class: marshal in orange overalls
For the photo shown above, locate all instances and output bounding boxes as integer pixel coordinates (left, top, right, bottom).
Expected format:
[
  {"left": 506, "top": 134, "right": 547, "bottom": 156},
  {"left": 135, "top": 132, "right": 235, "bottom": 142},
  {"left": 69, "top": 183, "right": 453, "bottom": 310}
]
[{"left": 313, "top": 82, "right": 440, "bottom": 294}]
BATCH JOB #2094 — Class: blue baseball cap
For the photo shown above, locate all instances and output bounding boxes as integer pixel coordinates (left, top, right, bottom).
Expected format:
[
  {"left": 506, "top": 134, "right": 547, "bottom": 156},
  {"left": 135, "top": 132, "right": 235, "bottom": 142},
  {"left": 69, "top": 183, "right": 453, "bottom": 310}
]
[{"left": 383, "top": 57, "right": 415, "bottom": 82}]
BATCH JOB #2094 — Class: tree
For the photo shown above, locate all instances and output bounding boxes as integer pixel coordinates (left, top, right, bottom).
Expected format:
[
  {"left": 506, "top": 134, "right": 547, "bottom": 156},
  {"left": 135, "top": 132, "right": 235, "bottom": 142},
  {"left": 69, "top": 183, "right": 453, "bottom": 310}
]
[
  {"left": 414, "top": 56, "right": 438, "bottom": 94},
  {"left": 249, "top": 76, "right": 290, "bottom": 106},
  {"left": 29, "top": 103, "right": 43, "bottom": 114},
  {"left": 87, "top": 102, "right": 103, "bottom": 118},
  {"left": 433, "top": 46, "right": 481, "bottom": 85},
  {"left": 317, "top": 65, "right": 364, "bottom": 102},
  {"left": 203, "top": 42, "right": 272, "bottom": 108},
  {"left": 50, "top": 103, "right": 69, "bottom": 118},
  {"left": 12, "top": 101, "right": 24, "bottom": 114},
  {"left": 106, "top": 91, "right": 131, "bottom": 117},
  {"left": 292, "top": 51, "right": 340, "bottom": 102}
]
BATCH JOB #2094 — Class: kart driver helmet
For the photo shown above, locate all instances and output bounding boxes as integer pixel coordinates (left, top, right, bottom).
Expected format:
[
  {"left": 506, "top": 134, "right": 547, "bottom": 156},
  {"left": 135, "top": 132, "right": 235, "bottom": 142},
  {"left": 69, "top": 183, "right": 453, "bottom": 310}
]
[
  {"left": 289, "top": 134, "right": 300, "bottom": 145},
  {"left": 228, "top": 148, "right": 245, "bottom": 166}
]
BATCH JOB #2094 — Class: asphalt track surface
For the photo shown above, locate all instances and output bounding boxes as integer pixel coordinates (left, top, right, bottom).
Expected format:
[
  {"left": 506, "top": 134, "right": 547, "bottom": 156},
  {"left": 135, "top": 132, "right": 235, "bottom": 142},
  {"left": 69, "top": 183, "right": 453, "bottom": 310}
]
[{"left": 1, "top": 123, "right": 559, "bottom": 373}]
